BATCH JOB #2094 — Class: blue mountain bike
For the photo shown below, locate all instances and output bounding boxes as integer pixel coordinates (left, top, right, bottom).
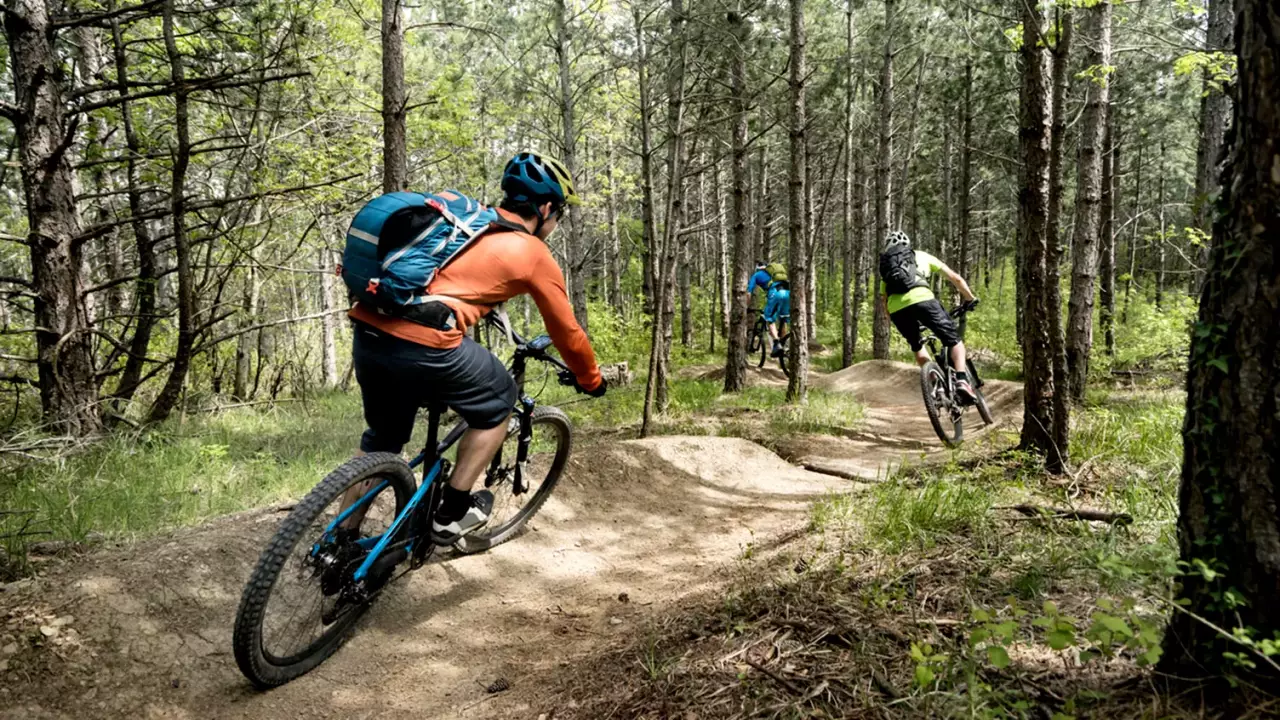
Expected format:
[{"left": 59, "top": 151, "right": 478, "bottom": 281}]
[{"left": 233, "top": 321, "right": 577, "bottom": 688}]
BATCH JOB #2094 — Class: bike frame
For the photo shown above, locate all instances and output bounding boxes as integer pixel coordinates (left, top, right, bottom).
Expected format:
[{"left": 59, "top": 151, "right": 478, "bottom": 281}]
[
  {"left": 920, "top": 303, "right": 980, "bottom": 404},
  {"left": 316, "top": 320, "right": 568, "bottom": 588}
]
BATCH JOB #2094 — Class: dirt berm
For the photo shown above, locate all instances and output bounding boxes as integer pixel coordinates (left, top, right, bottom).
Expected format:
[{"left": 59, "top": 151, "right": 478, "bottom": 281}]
[
  {"left": 769, "top": 360, "right": 1024, "bottom": 480},
  {"left": 0, "top": 437, "right": 857, "bottom": 720}
]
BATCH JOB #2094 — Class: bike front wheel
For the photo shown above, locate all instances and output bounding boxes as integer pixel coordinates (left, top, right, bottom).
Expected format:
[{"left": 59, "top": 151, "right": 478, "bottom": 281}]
[
  {"left": 453, "top": 405, "right": 573, "bottom": 554},
  {"left": 233, "top": 453, "right": 416, "bottom": 688},
  {"left": 921, "top": 362, "right": 963, "bottom": 447}
]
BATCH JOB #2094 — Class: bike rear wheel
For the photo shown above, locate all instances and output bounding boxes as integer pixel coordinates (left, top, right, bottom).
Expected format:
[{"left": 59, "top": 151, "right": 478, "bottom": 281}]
[
  {"left": 921, "top": 362, "right": 963, "bottom": 447},
  {"left": 233, "top": 453, "right": 416, "bottom": 688},
  {"left": 967, "top": 359, "right": 994, "bottom": 425},
  {"left": 453, "top": 405, "right": 572, "bottom": 554}
]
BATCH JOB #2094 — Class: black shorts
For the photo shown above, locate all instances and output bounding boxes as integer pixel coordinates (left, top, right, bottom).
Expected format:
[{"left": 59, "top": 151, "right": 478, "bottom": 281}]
[
  {"left": 890, "top": 299, "right": 961, "bottom": 352},
  {"left": 352, "top": 322, "right": 517, "bottom": 453}
]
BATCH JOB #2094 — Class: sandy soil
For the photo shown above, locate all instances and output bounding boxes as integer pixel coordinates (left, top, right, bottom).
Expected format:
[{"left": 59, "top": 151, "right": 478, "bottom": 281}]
[{"left": 0, "top": 361, "right": 1021, "bottom": 720}]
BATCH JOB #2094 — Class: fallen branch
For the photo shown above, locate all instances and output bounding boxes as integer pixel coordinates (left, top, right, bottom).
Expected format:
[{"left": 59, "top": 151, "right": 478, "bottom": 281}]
[
  {"left": 801, "top": 461, "right": 872, "bottom": 482},
  {"left": 999, "top": 504, "right": 1133, "bottom": 526},
  {"left": 744, "top": 657, "right": 804, "bottom": 695}
]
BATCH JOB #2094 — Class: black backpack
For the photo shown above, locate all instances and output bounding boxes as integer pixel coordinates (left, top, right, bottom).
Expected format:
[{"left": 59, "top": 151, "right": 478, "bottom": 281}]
[{"left": 879, "top": 245, "right": 927, "bottom": 295}]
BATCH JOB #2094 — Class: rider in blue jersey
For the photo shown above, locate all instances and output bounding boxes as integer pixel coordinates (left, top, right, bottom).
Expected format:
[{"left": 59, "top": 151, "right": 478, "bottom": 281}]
[
  {"left": 763, "top": 281, "right": 791, "bottom": 357},
  {"left": 745, "top": 261, "right": 791, "bottom": 358}
]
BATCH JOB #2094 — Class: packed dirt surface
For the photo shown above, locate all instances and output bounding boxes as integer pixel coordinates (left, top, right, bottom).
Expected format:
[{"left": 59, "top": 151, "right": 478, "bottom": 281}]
[
  {"left": 772, "top": 360, "right": 1025, "bottom": 481},
  {"left": 0, "top": 361, "right": 1022, "bottom": 719}
]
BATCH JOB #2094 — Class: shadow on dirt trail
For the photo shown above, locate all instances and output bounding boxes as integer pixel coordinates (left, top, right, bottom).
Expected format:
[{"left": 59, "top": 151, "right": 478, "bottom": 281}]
[{"left": 0, "top": 361, "right": 1021, "bottom": 720}]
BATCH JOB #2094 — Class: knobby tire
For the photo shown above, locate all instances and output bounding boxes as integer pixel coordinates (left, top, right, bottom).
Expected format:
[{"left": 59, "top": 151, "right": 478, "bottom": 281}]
[{"left": 233, "top": 453, "right": 416, "bottom": 688}]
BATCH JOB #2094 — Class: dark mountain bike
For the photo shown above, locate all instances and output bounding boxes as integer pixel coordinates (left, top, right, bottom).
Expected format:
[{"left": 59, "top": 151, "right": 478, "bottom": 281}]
[
  {"left": 233, "top": 319, "right": 583, "bottom": 688},
  {"left": 746, "top": 308, "right": 791, "bottom": 377},
  {"left": 920, "top": 300, "right": 993, "bottom": 448}
]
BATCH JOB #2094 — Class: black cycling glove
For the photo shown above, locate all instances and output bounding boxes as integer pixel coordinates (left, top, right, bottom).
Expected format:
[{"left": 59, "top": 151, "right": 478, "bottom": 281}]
[{"left": 558, "top": 371, "right": 608, "bottom": 397}]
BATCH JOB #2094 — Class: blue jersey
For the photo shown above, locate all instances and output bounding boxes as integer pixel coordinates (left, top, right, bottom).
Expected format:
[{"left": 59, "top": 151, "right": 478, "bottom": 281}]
[
  {"left": 763, "top": 285, "right": 791, "bottom": 324},
  {"left": 746, "top": 269, "right": 773, "bottom": 295}
]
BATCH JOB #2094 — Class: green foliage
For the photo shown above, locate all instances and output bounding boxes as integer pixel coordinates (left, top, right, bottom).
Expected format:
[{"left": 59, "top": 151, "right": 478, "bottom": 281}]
[
  {"left": 1172, "top": 51, "right": 1237, "bottom": 93},
  {"left": 865, "top": 478, "right": 994, "bottom": 552}
]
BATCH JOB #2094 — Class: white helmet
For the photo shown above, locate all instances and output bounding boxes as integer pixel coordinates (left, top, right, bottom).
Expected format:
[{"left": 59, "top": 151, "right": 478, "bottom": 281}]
[{"left": 886, "top": 230, "right": 911, "bottom": 250}]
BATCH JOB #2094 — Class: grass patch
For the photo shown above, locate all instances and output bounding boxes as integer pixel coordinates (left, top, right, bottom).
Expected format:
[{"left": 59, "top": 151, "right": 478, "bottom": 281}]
[
  {"left": 0, "top": 394, "right": 367, "bottom": 552},
  {"left": 536, "top": 387, "right": 1197, "bottom": 719}
]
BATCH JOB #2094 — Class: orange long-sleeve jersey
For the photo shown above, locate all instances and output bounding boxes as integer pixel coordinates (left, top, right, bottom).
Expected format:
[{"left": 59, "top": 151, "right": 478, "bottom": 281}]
[{"left": 348, "top": 208, "right": 603, "bottom": 391}]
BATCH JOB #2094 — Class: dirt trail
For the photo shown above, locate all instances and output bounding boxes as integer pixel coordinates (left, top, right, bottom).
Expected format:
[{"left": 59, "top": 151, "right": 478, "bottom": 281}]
[{"left": 0, "top": 361, "right": 1021, "bottom": 720}]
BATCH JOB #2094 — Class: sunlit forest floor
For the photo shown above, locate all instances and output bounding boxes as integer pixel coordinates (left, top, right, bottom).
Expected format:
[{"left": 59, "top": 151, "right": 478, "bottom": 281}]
[{"left": 470, "top": 386, "right": 1236, "bottom": 719}]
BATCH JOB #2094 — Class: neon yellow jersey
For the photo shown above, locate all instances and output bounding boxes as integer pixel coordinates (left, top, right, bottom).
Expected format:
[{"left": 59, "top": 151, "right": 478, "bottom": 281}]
[{"left": 880, "top": 250, "right": 947, "bottom": 315}]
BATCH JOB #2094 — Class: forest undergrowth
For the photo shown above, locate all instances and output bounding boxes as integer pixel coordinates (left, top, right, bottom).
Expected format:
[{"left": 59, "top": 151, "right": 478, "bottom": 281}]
[{"left": 535, "top": 388, "right": 1277, "bottom": 719}]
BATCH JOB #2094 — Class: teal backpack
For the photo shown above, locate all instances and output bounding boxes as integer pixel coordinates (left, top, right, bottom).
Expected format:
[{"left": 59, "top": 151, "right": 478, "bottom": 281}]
[{"left": 340, "top": 190, "right": 521, "bottom": 326}]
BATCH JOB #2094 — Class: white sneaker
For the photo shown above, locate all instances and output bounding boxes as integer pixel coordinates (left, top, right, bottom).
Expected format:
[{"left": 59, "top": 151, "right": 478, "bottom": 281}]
[{"left": 431, "top": 490, "right": 493, "bottom": 545}]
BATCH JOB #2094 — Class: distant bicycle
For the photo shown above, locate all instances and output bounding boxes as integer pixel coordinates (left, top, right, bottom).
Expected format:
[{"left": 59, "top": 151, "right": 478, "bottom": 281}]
[
  {"left": 746, "top": 308, "right": 790, "bottom": 377},
  {"left": 233, "top": 318, "right": 586, "bottom": 688},
  {"left": 919, "top": 300, "right": 993, "bottom": 447}
]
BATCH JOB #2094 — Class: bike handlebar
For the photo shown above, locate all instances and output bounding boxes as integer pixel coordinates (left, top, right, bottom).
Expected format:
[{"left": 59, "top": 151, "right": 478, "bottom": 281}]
[{"left": 949, "top": 298, "right": 981, "bottom": 317}]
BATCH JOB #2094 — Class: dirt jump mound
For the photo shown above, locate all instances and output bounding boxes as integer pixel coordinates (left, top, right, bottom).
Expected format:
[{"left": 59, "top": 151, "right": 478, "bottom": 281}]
[{"left": 0, "top": 437, "right": 851, "bottom": 720}]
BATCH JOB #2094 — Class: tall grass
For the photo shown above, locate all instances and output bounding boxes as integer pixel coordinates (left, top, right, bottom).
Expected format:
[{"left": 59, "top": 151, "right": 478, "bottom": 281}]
[{"left": 0, "top": 393, "right": 369, "bottom": 548}]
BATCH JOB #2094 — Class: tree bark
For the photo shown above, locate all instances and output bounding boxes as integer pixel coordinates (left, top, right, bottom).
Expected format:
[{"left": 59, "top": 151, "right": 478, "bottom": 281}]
[
  {"left": 641, "top": 0, "right": 686, "bottom": 435},
  {"left": 108, "top": 12, "right": 157, "bottom": 408},
  {"left": 1017, "top": 0, "right": 1065, "bottom": 473},
  {"left": 723, "top": 7, "right": 752, "bottom": 393},
  {"left": 1101, "top": 116, "right": 1117, "bottom": 359},
  {"left": 1045, "top": 8, "right": 1072, "bottom": 457},
  {"left": 319, "top": 247, "right": 339, "bottom": 388},
  {"left": 1191, "top": 0, "right": 1234, "bottom": 292},
  {"left": 381, "top": 0, "right": 407, "bottom": 192},
  {"left": 606, "top": 134, "right": 622, "bottom": 313},
  {"left": 635, "top": 7, "right": 657, "bottom": 320},
  {"left": 958, "top": 60, "right": 973, "bottom": 283},
  {"left": 1161, "top": 0, "right": 1280, "bottom": 684},
  {"left": 1066, "top": 1, "right": 1112, "bottom": 402},
  {"left": 841, "top": 2, "right": 857, "bottom": 369},
  {"left": 785, "top": 0, "right": 809, "bottom": 403},
  {"left": 555, "top": 0, "right": 589, "bottom": 331},
  {"left": 872, "top": 0, "right": 894, "bottom": 360},
  {"left": 4, "top": 0, "right": 101, "bottom": 434},
  {"left": 147, "top": 0, "right": 195, "bottom": 424}
]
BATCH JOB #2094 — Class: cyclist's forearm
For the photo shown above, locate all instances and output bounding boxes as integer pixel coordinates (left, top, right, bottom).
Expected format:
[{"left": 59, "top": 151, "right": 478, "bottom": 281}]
[{"left": 948, "top": 273, "right": 976, "bottom": 302}]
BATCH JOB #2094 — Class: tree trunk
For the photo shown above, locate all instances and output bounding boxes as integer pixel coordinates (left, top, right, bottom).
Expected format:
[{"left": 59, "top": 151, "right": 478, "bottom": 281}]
[
  {"left": 1045, "top": 8, "right": 1072, "bottom": 456},
  {"left": 1161, "top": 0, "right": 1280, "bottom": 683},
  {"left": 641, "top": 0, "right": 686, "bottom": 436},
  {"left": 785, "top": 0, "right": 809, "bottom": 403},
  {"left": 1191, "top": 0, "right": 1233, "bottom": 292},
  {"left": 1065, "top": 0, "right": 1112, "bottom": 402},
  {"left": 635, "top": 8, "right": 657, "bottom": 320},
  {"left": 958, "top": 60, "right": 972, "bottom": 283},
  {"left": 841, "top": 3, "right": 857, "bottom": 369},
  {"left": 148, "top": 0, "right": 194, "bottom": 424},
  {"left": 555, "top": 0, "right": 588, "bottom": 331},
  {"left": 108, "top": 13, "right": 157, "bottom": 408},
  {"left": 723, "top": 7, "right": 752, "bottom": 393},
  {"left": 1101, "top": 123, "right": 1117, "bottom": 358},
  {"left": 606, "top": 135, "right": 623, "bottom": 313},
  {"left": 381, "top": 0, "right": 406, "bottom": 192},
  {"left": 319, "top": 247, "right": 339, "bottom": 388},
  {"left": 872, "top": 0, "right": 894, "bottom": 360},
  {"left": 714, "top": 158, "right": 729, "bottom": 340},
  {"left": 1017, "top": 0, "right": 1065, "bottom": 473},
  {"left": 4, "top": 0, "right": 101, "bottom": 434}
]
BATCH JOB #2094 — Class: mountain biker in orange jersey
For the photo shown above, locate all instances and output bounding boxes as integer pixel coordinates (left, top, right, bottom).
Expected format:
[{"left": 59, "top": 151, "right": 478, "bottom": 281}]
[
  {"left": 878, "top": 230, "right": 979, "bottom": 400},
  {"left": 347, "top": 152, "right": 605, "bottom": 542}
]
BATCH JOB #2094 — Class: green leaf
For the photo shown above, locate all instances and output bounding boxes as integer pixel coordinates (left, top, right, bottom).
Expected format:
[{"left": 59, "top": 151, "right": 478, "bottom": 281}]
[
  {"left": 1094, "top": 613, "right": 1133, "bottom": 637},
  {"left": 1208, "top": 356, "right": 1229, "bottom": 373},
  {"left": 987, "top": 645, "right": 1011, "bottom": 669},
  {"left": 1047, "top": 629, "right": 1075, "bottom": 650},
  {"left": 914, "top": 665, "right": 935, "bottom": 687},
  {"left": 1042, "top": 601, "right": 1059, "bottom": 615}
]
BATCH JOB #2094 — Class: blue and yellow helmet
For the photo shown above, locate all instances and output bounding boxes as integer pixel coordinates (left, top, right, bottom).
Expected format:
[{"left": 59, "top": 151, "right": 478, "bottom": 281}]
[{"left": 501, "top": 152, "right": 581, "bottom": 207}]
